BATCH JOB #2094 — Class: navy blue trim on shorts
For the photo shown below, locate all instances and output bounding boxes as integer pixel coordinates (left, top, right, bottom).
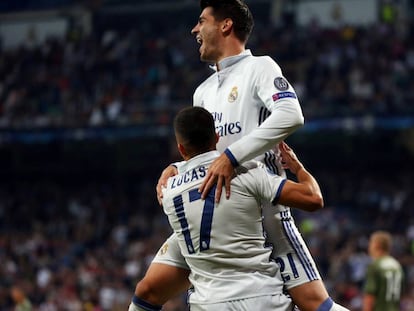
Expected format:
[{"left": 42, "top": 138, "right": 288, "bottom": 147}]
[
  {"left": 281, "top": 213, "right": 319, "bottom": 281},
  {"left": 264, "top": 151, "right": 279, "bottom": 175},
  {"left": 272, "top": 179, "right": 287, "bottom": 204}
]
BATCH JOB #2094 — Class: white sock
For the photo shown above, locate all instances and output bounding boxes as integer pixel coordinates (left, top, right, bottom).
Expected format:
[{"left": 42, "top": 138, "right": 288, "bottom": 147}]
[{"left": 330, "top": 302, "right": 350, "bottom": 311}]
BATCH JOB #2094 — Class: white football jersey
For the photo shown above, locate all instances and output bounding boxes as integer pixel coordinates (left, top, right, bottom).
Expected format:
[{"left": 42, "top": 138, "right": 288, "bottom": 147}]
[
  {"left": 193, "top": 49, "right": 304, "bottom": 176},
  {"left": 162, "top": 151, "right": 287, "bottom": 304}
]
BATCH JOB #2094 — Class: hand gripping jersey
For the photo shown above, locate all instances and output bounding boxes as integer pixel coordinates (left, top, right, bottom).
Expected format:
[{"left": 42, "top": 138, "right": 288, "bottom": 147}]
[{"left": 161, "top": 151, "right": 288, "bottom": 306}]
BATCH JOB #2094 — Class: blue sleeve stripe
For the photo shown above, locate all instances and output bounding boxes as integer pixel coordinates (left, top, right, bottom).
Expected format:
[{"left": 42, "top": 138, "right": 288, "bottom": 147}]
[
  {"left": 224, "top": 148, "right": 239, "bottom": 167},
  {"left": 272, "top": 179, "right": 287, "bottom": 204}
]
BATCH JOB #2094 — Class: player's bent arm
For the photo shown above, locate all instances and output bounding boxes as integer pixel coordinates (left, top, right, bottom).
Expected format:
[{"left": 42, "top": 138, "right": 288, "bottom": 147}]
[{"left": 275, "top": 167, "right": 324, "bottom": 212}]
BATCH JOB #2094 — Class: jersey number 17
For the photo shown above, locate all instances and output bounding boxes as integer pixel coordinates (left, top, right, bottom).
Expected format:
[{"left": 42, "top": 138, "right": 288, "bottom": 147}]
[{"left": 173, "top": 186, "right": 216, "bottom": 254}]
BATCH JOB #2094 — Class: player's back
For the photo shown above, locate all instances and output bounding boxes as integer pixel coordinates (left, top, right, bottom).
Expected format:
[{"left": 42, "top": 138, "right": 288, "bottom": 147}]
[
  {"left": 162, "top": 151, "right": 285, "bottom": 304},
  {"left": 365, "top": 255, "right": 403, "bottom": 311}
]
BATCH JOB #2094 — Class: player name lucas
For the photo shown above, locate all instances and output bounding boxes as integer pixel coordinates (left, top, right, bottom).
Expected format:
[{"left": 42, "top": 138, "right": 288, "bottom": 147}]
[{"left": 170, "top": 166, "right": 207, "bottom": 189}]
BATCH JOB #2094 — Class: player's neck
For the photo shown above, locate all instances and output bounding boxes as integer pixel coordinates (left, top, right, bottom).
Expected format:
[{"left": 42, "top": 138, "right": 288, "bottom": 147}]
[
  {"left": 215, "top": 44, "right": 245, "bottom": 70},
  {"left": 372, "top": 251, "right": 388, "bottom": 259},
  {"left": 185, "top": 148, "right": 216, "bottom": 161}
]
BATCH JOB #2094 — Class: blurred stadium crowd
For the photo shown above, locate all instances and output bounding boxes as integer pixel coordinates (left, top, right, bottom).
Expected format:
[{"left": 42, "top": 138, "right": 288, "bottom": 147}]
[
  {"left": 0, "top": 1, "right": 414, "bottom": 310},
  {"left": 1, "top": 167, "right": 414, "bottom": 310},
  {"left": 1, "top": 8, "right": 414, "bottom": 128}
]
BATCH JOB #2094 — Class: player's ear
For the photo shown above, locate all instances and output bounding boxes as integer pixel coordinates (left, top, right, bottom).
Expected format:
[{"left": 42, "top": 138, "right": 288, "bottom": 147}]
[
  {"left": 177, "top": 143, "right": 187, "bottom": 159},
  {"left": 215, "top": 133, "right": 219, "bottom": 144},
  {"left": 222, "top": 18, "right": 233, "bottom": 32}
]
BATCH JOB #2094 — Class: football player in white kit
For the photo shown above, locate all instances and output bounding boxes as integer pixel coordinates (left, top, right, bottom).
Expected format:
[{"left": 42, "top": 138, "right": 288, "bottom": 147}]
[
  {"left": 130, "top": 106, "right": 325, "bottom": 311},
  {"left": 130, "top": 1, "right": 349, "bottom": 311},
  {"left": 167, "top": 106, "right": 302, "bottom": 310}
]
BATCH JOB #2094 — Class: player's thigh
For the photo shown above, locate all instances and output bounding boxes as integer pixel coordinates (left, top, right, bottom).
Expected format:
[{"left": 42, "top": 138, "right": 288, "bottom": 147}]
[
  {"left": 136, "top": 233, "right": 190, "bottom": 304},
  {"left": 288, "top": 280, "right": 329, "bottom": 311},
  {"left": 136, "top": 263, "right": 190, "bottom": 302},
  {"left": 190, "top": 294, "right": 293, "bottom": 311},
  {"left": 265, "top": 209, "right": 330, "bottom": 310}
]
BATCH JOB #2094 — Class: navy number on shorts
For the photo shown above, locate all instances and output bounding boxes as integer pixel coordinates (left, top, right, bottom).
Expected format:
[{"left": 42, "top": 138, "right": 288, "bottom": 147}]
[
  {"left": 275, "top": 253, "right": 299, "bottom": 281},
  {"left": 173, "top": 185, "right": 216, "bottom": 254}
]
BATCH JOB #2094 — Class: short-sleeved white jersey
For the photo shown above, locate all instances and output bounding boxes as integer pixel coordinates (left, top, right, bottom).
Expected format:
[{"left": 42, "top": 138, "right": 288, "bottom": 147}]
[
  {"left": 193, "top": 49, "right": 304, "bottom": 174},
  {"left": 162, "top": 151, "right": 287, "bottom": 304}
]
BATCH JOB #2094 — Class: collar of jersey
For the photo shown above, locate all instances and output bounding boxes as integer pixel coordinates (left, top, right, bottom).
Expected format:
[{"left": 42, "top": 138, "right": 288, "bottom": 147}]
[
  {"left": 209, "top": 49, "right": 252, "bottom": 72},
  {"left": 177, "top": 150, "right": 220, "bottom": 174}
]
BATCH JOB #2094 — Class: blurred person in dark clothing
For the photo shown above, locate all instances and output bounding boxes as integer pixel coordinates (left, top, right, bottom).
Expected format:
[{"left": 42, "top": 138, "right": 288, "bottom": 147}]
[{"left": 363, "top": 231, "right": 404, "bottom": 311}]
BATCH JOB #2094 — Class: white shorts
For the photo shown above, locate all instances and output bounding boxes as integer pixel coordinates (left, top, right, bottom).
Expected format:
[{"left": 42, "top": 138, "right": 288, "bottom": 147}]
[
  {"left": 189, "top": 293, "right": 293, "bottom": 311},
  {"left": 263, "top": 205, "right": 321, "bottom": 289},
  {"left": 152, "top": 207, "right": 321, "bottom": 291},
  {"left": 152, "top": 232, "right": 189, "bottom": 269}
]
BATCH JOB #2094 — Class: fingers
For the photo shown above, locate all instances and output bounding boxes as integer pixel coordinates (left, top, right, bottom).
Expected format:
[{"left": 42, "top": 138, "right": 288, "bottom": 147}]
[
  {"left": 282, "top": 141, "right": 291, "bottom": 150},
  {"left": 279, "top": 142, "right": 293, "bottom": 170},
  {"left": 224, "top": 176, "right": 231, "bottom": 200},
  {"left": 156, "top": 178, "right": 168, "bottom": 205},
  {"left": 214, "top": 177, "right": 223, "bottom": 203},
  {"left": 156, "top": 165, "right": 178, "bottom": 205},
  {"left": 198, "top": 172, "right": 209, "bottom": 197},
  {"left": 280, "top": 141, "right": 294, "bottom": 160},
  {"left": 156, "top": 179, "right": 166, "bottom": 197},
  {"left": 156, "top": 183, "right": 164, "bottom": 205},
  {"left": 200, "top": 154, "right": 235, "bottom": 202},
  {"left": 202, "top": 175, "right": 231, "bottom": 203},
  {"left": 200, "top": 172, "right": 217, "bottom": 200}
]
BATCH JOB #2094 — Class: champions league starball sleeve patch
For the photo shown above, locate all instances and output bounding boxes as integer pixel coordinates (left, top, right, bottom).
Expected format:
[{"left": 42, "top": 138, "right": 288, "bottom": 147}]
[
  {"left": 274, "top": 77, "right": 289, "bottom": 91},
  {"left": 272, "top": 92, "right": 297, "bottom": 102}
]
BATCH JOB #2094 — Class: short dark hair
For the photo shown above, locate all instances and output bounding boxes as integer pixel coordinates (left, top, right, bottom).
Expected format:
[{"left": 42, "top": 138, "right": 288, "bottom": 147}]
[
  {"left": 200, "top": 0, "right": 254, "bottom": 43},
  {"left": 174, "top": 106, "right": 216, "bottom": 154}
]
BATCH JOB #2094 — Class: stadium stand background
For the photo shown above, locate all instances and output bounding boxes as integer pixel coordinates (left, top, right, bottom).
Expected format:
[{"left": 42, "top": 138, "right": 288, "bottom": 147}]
[{"left": 0, "top": 0, "right": 413, "bottom": 310}]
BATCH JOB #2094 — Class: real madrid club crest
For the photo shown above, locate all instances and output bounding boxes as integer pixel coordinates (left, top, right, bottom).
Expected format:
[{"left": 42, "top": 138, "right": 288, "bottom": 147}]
[
  {"left": 159, "top": 243, "right": 169, "bottom": 255},
  {"left": 228, "top": 86, "right": 238, "bottom": 102}
]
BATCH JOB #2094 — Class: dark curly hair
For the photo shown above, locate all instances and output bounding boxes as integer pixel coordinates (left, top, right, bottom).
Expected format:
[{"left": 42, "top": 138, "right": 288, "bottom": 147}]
[{"left": 200, "top": 0, "right": 254, "bottom": 43}]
